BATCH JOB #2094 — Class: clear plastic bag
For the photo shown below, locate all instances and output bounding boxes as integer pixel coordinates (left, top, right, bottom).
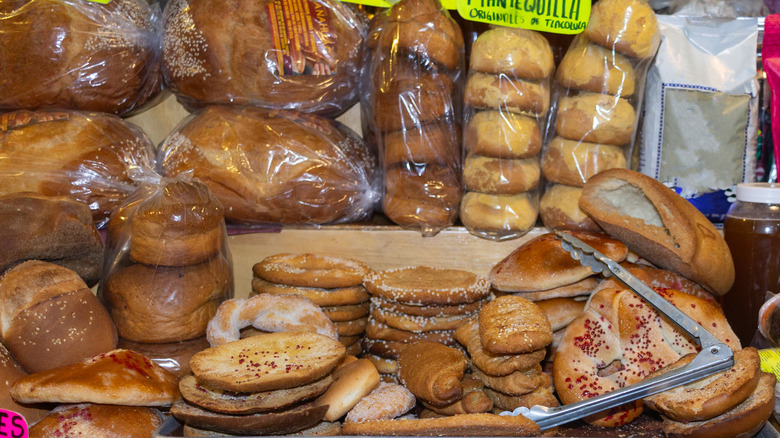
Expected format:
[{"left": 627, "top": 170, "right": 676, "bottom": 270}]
[
  {"left": 362, "top": 0, "right": 465, "bottom": 237},
  {"left": 0, "top": 0, "right": 163, "bottom": 116},
  {"left": 0, "top": 109, "right": 157, "bottom": 228},
  {"left": 461, "top": 27, "right": 554, "bottom": 240},
  {"left": 539, "top": 0, "right": 660, "bottom": 231},
  {"left": 159, "top": 105, "right": 379, "bottom": 226},
  {"left": 100, "top": 174, "right": 233, "bottom": 349},
  {"left": 161, "top": 0, "right": 367, "bottom": 117}
]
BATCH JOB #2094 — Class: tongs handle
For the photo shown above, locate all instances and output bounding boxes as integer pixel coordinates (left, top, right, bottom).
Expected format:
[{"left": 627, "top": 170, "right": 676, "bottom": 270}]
[
  {"left": 501, "top": 342, "right": 733, "bottom": 430},
  {"left": 553, "top": 230, "right": 725, "bottom": 349}
]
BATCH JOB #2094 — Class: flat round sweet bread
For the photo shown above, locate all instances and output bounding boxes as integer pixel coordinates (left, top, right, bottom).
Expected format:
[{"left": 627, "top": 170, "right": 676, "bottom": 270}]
[
  {"left": 334, "top": 317, "right": 368, "bottom": 336},
  {"left": 365, "top": 266, "right": 490, "bottom": 306},
  {"left": 322, "top": 303, "right": 370, "bottom": 322},
  {"left": 371, "top": 296, "right": 486, "bottom": 317},
  {"left": 251, "top": 277, "right": 370, "bottom": 306},
  {"left": 365, "top": 320, "right": 458, "bottom": 345},
  {"left": 364, "top": 354, "right": 398, "bottom": 374},
  {"left": 371, "top": 307, "right": 475, "bottom": 333},
  {"left": 253, "top": 253, "right": 368, "bottom": 288}
]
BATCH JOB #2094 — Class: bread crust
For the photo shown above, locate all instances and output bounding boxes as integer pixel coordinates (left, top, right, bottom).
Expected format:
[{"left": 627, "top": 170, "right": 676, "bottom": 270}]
[
  {"left": 579, "top": 168, "right": 735, "bottom": 295},
  {"left": 465, "top": 72, "right": 550, "bottom": 117},
  {"left": 340, "top": 412, "right": 541, "bottom": 436},
  {"left": 253, "top": 253, "right": 368, "bottom": 289},
  {"left": 454, "top": 318, "right": 546, "bottom": 376},
  {"left": 465, "top": 110, "right": 542, "bottom": 159},
  {"left": 541, "top": 136, "right": 627, "bottom": 187},
  {"left": 556, "top": 36, "right": 636, "bottom": 96},
  {"left": 555, "top": 93, "right": 635, "bottom": 145},
  {"left": 470, "top": 28, "right": 554, "bottom": 79},
  {"left": 539, "top": 183, "right": 602, "bottom": 232},
  {"left": 478, "top": 295, "right": 552, "bottom": 354},
  {"left": 397, "top": 341, "right": 468, "bottom": 406},
  {"left": 29, "top": 404, "right": 163, "bottom": 438},
  {"left": 584, "top": 0, "right": 660, "bottom": 59},
  {"left": 314, "top": 358, "right": 380, "bottom": 421}
]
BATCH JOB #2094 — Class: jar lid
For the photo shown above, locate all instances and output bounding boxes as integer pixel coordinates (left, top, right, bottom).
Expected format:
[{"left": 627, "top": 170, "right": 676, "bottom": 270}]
[{"left": 736, "top": 183, "right": 780, "bottom": 203}]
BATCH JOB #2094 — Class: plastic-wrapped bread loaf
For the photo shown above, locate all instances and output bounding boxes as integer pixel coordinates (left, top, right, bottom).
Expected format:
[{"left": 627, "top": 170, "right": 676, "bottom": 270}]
[
  {"left": 539, "top": 0, "right": 660, "bottom": 231},
  {"left": 461, "top": 27, "right": 554, "bottom": 240},
  {"left": 362, "top": 0, "right": 464, "bottom": 236}
]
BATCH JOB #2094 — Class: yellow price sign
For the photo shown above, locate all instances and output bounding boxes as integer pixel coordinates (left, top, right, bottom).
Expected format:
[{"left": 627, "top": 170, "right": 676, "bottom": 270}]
[{"left": 456, "top": 0, "right": 589, "bottom": 34}]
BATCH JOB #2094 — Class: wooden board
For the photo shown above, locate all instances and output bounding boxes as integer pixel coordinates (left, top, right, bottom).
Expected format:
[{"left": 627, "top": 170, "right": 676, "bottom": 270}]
[{"left": 228, "top": 225, "right": 546, "bottom": 298}]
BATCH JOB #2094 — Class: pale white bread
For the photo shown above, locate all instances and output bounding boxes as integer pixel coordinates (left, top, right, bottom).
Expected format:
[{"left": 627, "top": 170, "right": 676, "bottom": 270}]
[
  {"left": 489, "top": 231, "right": 627, "bottom": 292},
  {"left": 206, "top": 294, "right": 338, "bottom": 346},
  {"left": 190, "top": 332, "right": 345, "bottom": 393},
  {"left": 180, "top": 373, "right": 333, "bottom": 415},
  {"left": 29, "top": 403, "right": 164, "bottom": 438},
  {"left": 579, "top": 168, "right": 735, "bottom": 295},
  {"left": 314, "top": 358, "right": 381, "bottom": 421},
  {"left": 182, "top": 421, "right": 342, "bottom": 436},
  {"left": 659, "top": 372, "right": 775, "bottom": 438},
  {"left": 340, "top": 413, "right": 542, "bottom": 436},
  {"left": 345, "top": 382, "right": 416, "bottom": 423},
  {"left": 0, "top": 341, "right": 47, "bottom": 424},
  {"left": 10, "top": 349, "right": 180, "bottom": 406},
  {"left": 171, "top": 400, "right": 329, "bottom": 436},
  {"left": 643, "top": 347, "right": 761, "bottom": 422},
  {"left": 454, "top": 318, "right": 546, "bottom": 376},
  {"left": 478, "top": 294, "right": 552, "bottom": 354},
  {"left": 553, "top": 287, "right": 741, "bottom": 427},
  {"left": 253, "top": 253, "right": 368, "bottom": 288},
  {"left": 397, "top": 341, "right": 469, "bottom": 406},
  {"left": 534, "top": 297, "right": 586, "bottom": 332},
  {"left": 420, "top": 375, "right": 493, "bottom": 416}
]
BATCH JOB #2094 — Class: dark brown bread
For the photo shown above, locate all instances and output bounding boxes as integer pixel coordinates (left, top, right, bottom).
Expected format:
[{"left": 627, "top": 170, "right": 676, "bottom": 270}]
[
  {"left": 579, "top": 168, "right": 735, "bottom": 295},
  {"left": 0, "top": 109, "right": 156, "bottom": 225},
  {"left": 160, "top": 106, "right": 377, "bottom": 225},
  {"left": 171, "top": 401, "right": 329, "bottom": 436},
  {"left": 0, "top": 192, "right": 103, "bottom": 286},
  {"left": 162, "top": 0, "right": 366, "bottom": 116},
  {"left": 0, "top": 0, "right": 162, "bottom": 115}
]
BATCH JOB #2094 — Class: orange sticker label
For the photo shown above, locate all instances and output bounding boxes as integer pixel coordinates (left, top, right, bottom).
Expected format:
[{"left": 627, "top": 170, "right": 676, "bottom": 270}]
[{"left": 266, "top": 0, "right": 337, "bottom": 76}]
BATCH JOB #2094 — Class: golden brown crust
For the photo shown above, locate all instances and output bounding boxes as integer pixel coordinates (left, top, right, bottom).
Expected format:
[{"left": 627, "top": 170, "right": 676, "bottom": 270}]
[
  {"left": 322, "top": 303, "right": 371, "bottom": 322},
  {"left": 335, "top": 317, "right": 369, "bottom": 336},
  {"left": 459, "top": 191, "right": 538, "bottom": 235},
  {"left": 596, "top": 262, "right": 719, "bottom": 307},
  {"left": 454, "top": 318, "right": 546, "bottom": 376},
  {"left": 579, "top": 168, "right": 735, "bottom": 295},
  {"left": 314, "top": 359, "right": 381, "bottom": 421},
  {"left": 534, "top": 297, "right": 586, "bottom": 332},
  {"left": 383, "top": 122, "right": 460, "bottom": 168},
  {"left": 30, "top": 404, "right": 163, "bottom": 438},
  {"left": 463, "top": 155, "right": 540, "bottom": 194},
  {"left": 340, "top": 412, "right": 542, "bottom": 436},
  {"left": 584, "top": 0, "right": 660, "bottom": 59},
  {"left": 365, "top": 320, "right": 457, "bottom": 345},
  {"left": 251, "top": 278, "right": 370, "bottom": 306},
  {"left": 539, "top": 183, "right": 602, "bottom": 232},
  {"left": 465, "top": 73, "right": 550, "bottom": 116},
  {"left": 0, "top": 342, "right": 47, "bottom": 424},
  {"left": 556, "top": 36, "right": 636, "bottom": 96},
  {"left": 470, "top": 28, "right": 554, "bottom": 79},
  {"left": 541, "top": 136, "right": 627, "bottom": 187},
  {"left": 478, "top": 295, "right": 552, "bottom": 354},
  {"left": 421, "top": 375, "right": 493, "bottom": 415},
  {"left": 489, "top": 231, "right": 626, "bottom": 292},
  {"left": 471, "top": 364, "right": 550, "bottom": 396},
  {"left": 483, "top": 385, "right": 559, "bottom": 411},
  {"left": 365, "top": 266, "right": 490, "bottom": 306},
  {"left": 345, "top": 382, "right": 416, "bottom": 423},
  {"left": 253, "top": 253, "right": 368, "bottom": 289},
  {"left": 465, "top": 110, "right": 542, "bottom": 159},
  {"left": 370, "top": 307, "right": 474, "bottom": 333},
  {"left": 397, "top": 341, "right": 468, "bottom": 406},
  {"left": 491, "top": 278, "right": 600, "bottom": 301},
  {"left": 555, "top": 93, "right": 636, "bottom": 145}
]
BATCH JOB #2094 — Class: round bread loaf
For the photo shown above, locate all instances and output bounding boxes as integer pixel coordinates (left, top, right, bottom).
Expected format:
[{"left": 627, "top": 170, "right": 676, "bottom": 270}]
[
  {"left": 541, "top": 136, "right": 627, "bottom": 187},
  {"left": 383, "top": 122, "right": 460, "bottom": 168},
  {"left": 29, "top": 404, "right": 164, "bottom": 438},
  {"left": 0, "top": 192, "right": 104, "bottom": 286},
  {"left": 160, "top": 106, "right": 377, "bottom": 225},
  {"left": 555, "top": 93, "right": 636, "bottom": 145},
  {"left": 556, "top": 36, "right": 636, "bottom": 96},
  {"left": 0, "top": 342, "right": 47, "bottom": 425},
  {"left": 0, "top": 110, "right": 156, "bottom": 226},
  {"left": 470, "top": 27, "right": 554, "bottom": 79},
  {"left": 465, "top": 72, "right": 550, "bottom": 116},
  {"left": 162, "top": 0, "right": 366, "bottom": 116},
  {"left": 383, "top": 165, "right": 461, "bottom": 232},
  {"left": 465, "top": 110, "right": 542, "bottom": 159},
  {"left": 0, "top": 261, "right": 118, "bottom": 373},
  {"left": 104, "top": 256, "right": 231, "bottom": 343},
  {"left": 460, "top": 191, "right": 538, "bottom": 235},
  {"left": 463, "top": 155, "right": 540, "bottom": 194},
  {"left": 0, "top": 0, "right": 162, "bottom": 115},
  {"left": 539, "top": 183, "right": 602, "bottom": 232},
  {"left": 585, "top": 0, "right": 660, "bottom": 59},
  {"left": 367, "top": 0, "right": 463, "bottom": 71},
  {"left": 109, "top": 179, "right": 226, "bottom": 267}
]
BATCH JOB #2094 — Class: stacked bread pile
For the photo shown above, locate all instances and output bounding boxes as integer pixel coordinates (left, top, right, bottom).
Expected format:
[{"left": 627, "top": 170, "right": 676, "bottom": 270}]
[
  {"left": 251, "top": 253, "right": 371, "bottom": 356},
  {"left": 461, "top": 27, "right": 554, "bottom": 240},
  {"left": 453, "top": 295, "right": 558, "bottom": 412},
  {"left": 363, "top": 0, "right": 464, "bottom": 236},
  {"left": 362, "top": 266, "right": 491, "bottom": 382},
  {"left": 539, "top": 0, "right": 660, "bottom": 231},
  {"left": 171, "top": 332, "right": 347, "bottom": 436},
  {"left": 102, "top": 180, "right": 232, "bottom": 356}
]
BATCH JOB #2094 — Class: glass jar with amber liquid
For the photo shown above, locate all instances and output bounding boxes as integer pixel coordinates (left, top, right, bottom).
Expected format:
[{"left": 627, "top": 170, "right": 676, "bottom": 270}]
[{"left": 720, "top": 183, "right": 780, "bottom": 346}]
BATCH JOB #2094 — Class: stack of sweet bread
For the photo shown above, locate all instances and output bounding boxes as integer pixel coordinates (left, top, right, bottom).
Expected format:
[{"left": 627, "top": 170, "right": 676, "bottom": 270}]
[
  {"left": 251, "top": 253, "right": 370, "bottom": 356},
  {"left": 461, "top": 27, "right": 554, "bottom": 240},
  {"left": 361, "top": 266, "right": 490, "bottom": 382}
]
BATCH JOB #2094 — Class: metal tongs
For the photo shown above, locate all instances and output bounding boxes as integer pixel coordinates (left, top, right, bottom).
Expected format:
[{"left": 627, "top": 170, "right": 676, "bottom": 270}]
[{"left": 500, "top": 231, "right": 734, "bottom": 431}]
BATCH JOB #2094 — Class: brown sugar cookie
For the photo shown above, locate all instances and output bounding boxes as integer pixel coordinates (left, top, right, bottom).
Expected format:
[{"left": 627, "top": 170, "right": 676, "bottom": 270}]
[
  {"left": 253, "top": 253, "right": 368, "bottom": 289},
  {"left": 322, "top": 303, "right": 370, "bottom": 322},
  {"left": 454, "top": 319, "right": 546, "bottom": 376},
  {"left": 471, "top": 364, "right": 550, "bottom": 396},
  {"left": 334, "top": 317, "right": 368, "bottom": 337},
  {"left": 397, "top": 341, "right": 468, "bottom": 406},
  {"left": 364, "top": 266, "right": 490, "bottom": 306},
  {"left": 478, "top": 295, "right": 552, "bottom": 354},
  {"left": 371, "top": 297, "right": 486, "bottom": 318},
  {"left": 371, "top": 307, "right": 474, "bottom": 333},
  {"left": 251, "top": 277, "right": 370, "bottom": 306},
  {"left": 365, "top": 320, "right": 457, "bottom": 345}
]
